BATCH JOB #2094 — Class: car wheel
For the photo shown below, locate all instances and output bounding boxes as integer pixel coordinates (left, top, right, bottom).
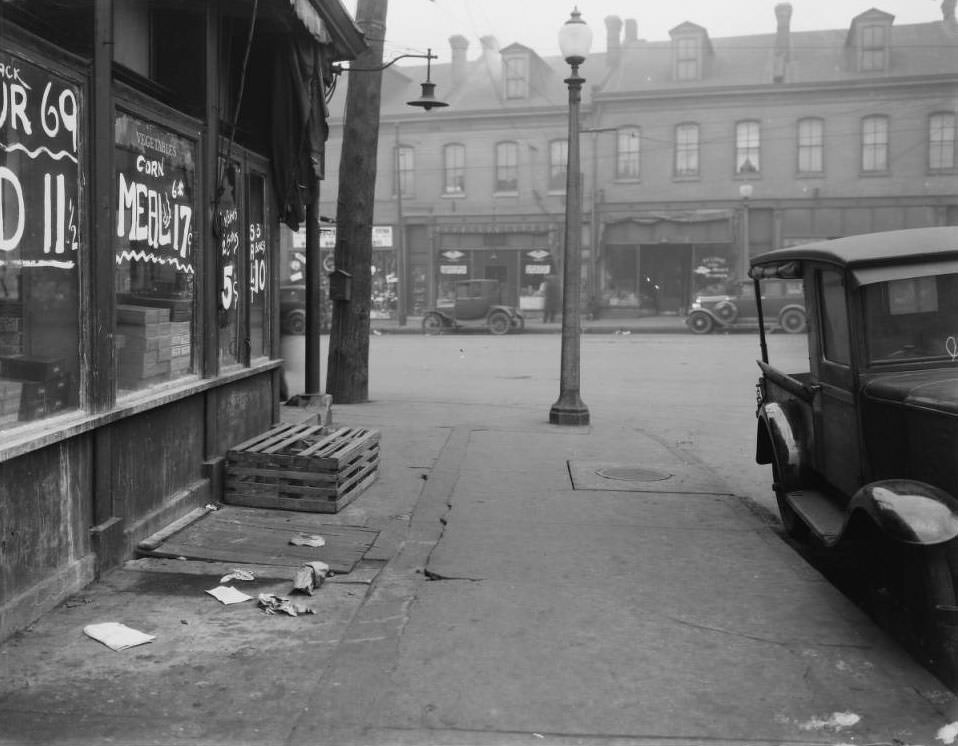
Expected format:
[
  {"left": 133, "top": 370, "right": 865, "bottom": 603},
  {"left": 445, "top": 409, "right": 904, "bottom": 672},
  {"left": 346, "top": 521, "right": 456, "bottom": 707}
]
[
  {"left": 488, "top": 311, "right": 510, "bottom": 335},
  {"left": 422, "top": 313, "right": 444, "bottom": 335},
  {"left": 687, "top": 311, "right": 714, "bottom": 335},
  {"left": 780, "top": 308, "right": 807, "bottom": 334},
  {"left": 713, "top": 300, "right": 738, "bottom": 324},
  {"left": 286, "top": 310, "right": 306, "bottom": 335}
]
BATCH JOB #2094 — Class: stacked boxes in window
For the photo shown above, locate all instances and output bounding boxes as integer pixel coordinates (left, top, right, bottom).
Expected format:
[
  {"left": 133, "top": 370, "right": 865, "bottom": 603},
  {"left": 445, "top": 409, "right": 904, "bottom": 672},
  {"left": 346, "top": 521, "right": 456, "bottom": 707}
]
[
  {"left": 0, "top": 355, "right": 70, "bottom": 420},
  {"left": 169, "top": 321, "right": 191, "bottom": 376},
  {"left": 116, "top": 305, "right": 172, "bottom": 389},
  {"left": 0, "top": 379, "right": 23, "bottom": 426},
  {"left": 0, "top": 304, "right": 23, "bottom": 356}
]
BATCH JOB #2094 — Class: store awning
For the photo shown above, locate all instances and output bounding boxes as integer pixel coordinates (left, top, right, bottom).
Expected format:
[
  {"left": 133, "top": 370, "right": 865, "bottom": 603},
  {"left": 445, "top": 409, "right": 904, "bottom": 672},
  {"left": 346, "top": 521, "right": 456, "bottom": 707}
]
[{"left": 286, "top": 0, "right": 366, "bottom": 61}]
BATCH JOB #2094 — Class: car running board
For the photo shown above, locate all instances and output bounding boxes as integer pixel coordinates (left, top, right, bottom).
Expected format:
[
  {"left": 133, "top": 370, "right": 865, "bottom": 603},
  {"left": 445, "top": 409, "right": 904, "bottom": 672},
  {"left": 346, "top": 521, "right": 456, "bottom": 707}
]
[{"left": 785, "top": 489, "right": 845, "bottom": 546}]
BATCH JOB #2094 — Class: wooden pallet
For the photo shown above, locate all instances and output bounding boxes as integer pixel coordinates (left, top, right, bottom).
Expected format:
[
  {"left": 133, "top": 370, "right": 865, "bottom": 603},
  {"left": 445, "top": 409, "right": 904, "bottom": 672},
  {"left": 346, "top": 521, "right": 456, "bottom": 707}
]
[{"left": 224, "top": 423, "right": 380, "bottom": 513}]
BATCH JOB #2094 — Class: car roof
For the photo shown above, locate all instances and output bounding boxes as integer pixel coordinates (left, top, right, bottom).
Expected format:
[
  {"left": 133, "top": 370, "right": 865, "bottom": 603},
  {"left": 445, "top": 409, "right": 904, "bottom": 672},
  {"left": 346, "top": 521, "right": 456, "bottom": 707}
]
[{"left": 751, "top": 227, "right": 958, "bottom": 270}]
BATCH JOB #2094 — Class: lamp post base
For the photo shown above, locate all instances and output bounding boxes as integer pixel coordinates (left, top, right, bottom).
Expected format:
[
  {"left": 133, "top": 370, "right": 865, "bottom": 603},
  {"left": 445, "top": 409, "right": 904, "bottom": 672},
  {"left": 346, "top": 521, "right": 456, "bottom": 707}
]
[{"left": 549, "top": 395, "right": 590, "bottom": 425}]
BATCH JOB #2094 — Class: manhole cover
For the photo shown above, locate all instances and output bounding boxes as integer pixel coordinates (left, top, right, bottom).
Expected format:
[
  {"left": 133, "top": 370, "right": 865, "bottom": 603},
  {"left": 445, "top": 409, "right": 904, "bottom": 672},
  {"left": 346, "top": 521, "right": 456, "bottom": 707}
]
[{"left": 594, "top": 466, "right": 672, "bottom": 482}]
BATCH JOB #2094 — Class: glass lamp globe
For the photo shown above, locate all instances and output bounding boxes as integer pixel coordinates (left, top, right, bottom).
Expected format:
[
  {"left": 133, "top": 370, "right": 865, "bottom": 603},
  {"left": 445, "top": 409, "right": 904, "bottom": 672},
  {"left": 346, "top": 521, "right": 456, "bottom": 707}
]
[{"left": 558, "top": 7, "right": 592, "bottom": 65}]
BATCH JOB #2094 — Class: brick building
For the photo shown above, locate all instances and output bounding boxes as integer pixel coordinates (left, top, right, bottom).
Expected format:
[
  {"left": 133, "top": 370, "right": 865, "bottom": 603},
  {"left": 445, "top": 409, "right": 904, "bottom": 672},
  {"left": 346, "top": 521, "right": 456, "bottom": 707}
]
[{"left": 315, "top": 2, "right": 958, "bottom": 320}]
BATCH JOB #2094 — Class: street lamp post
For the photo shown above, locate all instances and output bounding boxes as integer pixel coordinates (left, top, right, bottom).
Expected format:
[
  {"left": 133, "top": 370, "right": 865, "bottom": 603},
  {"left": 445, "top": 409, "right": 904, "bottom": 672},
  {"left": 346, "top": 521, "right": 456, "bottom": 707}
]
[
  {"left": 550, "top": 8, "right": 592, "bottom": 426},
  {"left": 739, "top": 183, "right": 753, "bottom": 281}
]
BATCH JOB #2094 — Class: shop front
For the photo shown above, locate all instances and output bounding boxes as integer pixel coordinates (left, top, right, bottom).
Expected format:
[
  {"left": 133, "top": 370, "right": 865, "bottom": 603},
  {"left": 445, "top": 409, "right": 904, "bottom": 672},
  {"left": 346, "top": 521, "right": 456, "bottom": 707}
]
[
  {"left": 0, "top": 0, "right": 363, "bottom": 642},
  {"left": 599, "top": 211, "right": 733, "bottom": 316},
  {"left": 435, "top": 225, "right": 557, "bottom": 311}
]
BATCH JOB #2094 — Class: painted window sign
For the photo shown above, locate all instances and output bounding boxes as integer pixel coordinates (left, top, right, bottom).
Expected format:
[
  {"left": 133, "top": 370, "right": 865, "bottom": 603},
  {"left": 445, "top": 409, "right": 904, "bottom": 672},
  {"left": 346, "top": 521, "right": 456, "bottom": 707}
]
[
  {"left": 114, "top": 113, "right": 195, "bottom": 272},
  {"left": 113, "top": 113, "right": 196, "bottom": 391},
  {"left": 0, "top": 54, "right": 79, "bottom": 264},
  {"left": 0, "top": 52, "right": 82, "bottom": 429}
]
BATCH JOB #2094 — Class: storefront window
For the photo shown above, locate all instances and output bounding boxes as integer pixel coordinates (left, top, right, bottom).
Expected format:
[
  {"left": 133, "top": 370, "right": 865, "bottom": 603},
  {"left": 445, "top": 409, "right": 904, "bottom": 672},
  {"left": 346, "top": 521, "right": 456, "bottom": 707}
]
[
  {"left": 114, "top": 112, "right": 196, "bottom": 392},
  {"left": 247, "top": 172, "right": 267, "bottom": 359},
  {"left": 0, "top": 52, "right": 81, "bottom": 429}
]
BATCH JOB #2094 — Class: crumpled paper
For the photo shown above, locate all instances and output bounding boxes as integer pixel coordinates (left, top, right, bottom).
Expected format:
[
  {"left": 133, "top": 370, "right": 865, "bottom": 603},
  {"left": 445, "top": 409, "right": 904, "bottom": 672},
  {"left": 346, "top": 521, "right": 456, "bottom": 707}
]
[
  {"left": 289, "top": 534, "right": 325, "bottom": 548},
  {"left": 219, "top": 569, "right": 255, "bottom": 583},
  {"left": 292, "top": 561, "right": 330, "bottom": 595},
  {"left": 257, "top": 593, "right": 315, "bottom": 616}
]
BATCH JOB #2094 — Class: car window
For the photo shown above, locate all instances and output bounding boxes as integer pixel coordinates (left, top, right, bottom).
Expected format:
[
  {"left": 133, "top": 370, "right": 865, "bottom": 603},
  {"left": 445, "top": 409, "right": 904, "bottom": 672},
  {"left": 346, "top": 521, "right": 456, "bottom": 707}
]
[
  {"left": 864, "top": 272, "right": 958, "bottom": 364},
  {"left": 820, "top": 270, "right": 850, "bottom": 366}
]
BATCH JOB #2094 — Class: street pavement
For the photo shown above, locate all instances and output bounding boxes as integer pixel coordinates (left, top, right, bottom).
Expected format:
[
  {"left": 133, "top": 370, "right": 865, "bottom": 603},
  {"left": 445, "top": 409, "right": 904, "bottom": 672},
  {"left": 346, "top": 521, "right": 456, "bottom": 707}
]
[
  {"left": 371, "top": 312, "right": 689, "bottom": 335},
  {"left": 1, "top": 348, "right": 957, "bottom": 744}
]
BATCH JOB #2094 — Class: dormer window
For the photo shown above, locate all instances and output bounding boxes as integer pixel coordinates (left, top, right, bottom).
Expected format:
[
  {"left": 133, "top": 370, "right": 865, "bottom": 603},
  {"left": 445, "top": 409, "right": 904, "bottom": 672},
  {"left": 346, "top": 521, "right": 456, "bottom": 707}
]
[
  {"left": 861, "top": 25, "right": 887, "bottom": 71},
  {"left": 669, "top": 22, "right": 711, "bottom": 82},
  {"left": 847, "top": 10, "right": 893, "bottom": 73},
  {"left": 676, "top": 37, "right": 700, "bottom": 81},
  {"left": 503, "top": 55, "right": 528, "bottom": 99}
]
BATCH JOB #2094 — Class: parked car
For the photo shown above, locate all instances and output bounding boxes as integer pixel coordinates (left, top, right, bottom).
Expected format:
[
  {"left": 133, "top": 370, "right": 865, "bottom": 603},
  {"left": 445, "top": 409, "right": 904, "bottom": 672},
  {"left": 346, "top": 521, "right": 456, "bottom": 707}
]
[
  {"left": 686, "top": 278, "right": 806, "bottom": 334},
  {"left": 422, "top": 279, "right": 524, "bottom": 335},
  {"left": 279, "top": 284, "right": 307, "bottom": 334},
  {"left": 750, "top": 227, "right": 958, "bottom": 664}
]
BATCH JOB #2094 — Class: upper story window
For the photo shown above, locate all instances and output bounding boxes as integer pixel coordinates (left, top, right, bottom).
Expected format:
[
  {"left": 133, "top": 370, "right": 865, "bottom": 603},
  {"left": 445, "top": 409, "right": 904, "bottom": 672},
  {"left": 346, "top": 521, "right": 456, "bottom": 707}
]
[
  {"left": 503, "top": 56, "right": 528, "bottom": 99},
  {"left": 929, "top": 112, "right": 956, "bottom": 171},
  {"left": 797, "top": 117, "right": 825, "bottom": 174},
  {"left": 615, "top": 127, "right": 640, "bottom": 180},
  {"left": 495, "top": 141, "right": 519, "bottom": 193},
  {"left": 549, "top": 139, "right": 568, "bottom": 191},
  {"left": 861, "top": 115, "right": 889, "bottom": 173},
  {"left": 394, "top": 145, "right": 415, "bottom": 198},
  {"left": 735, "top": 121, "right": 760, "bottom": 175},
  {"left": 674, "top": 123, "right": 700, "bottom": 177},
  {"left": 675, "top": 37, "right": 700, "bottom": 81},
  {"left": 860, "top": 24, "right": 887, "bottom": 71},
  {"left": 443, "top": 144, "right": 465, "bottom": 195}
]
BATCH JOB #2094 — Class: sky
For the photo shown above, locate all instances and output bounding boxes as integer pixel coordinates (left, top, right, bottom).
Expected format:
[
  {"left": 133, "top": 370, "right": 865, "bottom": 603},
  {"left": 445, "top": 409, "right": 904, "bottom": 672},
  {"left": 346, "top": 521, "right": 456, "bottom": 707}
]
[{"left": 343, "top": 0, "right": 948, "bottom": 64}]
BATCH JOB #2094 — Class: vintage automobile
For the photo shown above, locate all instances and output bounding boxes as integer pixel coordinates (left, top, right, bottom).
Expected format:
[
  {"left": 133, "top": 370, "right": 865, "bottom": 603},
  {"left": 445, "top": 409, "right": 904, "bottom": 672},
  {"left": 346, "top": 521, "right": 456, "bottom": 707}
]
[
  {"left": 750, "top": 227, "right": 958, "bottom": 653},
  {"left": 686, "top": 278, "right": 806, "bottom": 334},
  {"left": 422, "top": 279, "right": 524, "bottom": 335},
  {"left": 279, "top": 284, "right": 332, "bottom": 334}
]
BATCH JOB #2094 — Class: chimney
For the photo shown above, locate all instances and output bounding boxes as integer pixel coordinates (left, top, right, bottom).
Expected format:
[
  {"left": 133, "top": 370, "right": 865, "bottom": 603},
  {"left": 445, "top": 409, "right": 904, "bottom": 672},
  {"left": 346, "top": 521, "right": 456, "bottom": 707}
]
[
  {"left": 449, "top": 35, "right": 469, "bottom": 87},
  {"left": 944, "top": 0, "right": 957, "bottom": 28},
  {"left": 773, "top": 3, "right": 792, "bottom": 83},
  {"left": 605, "top": 16, "right": 623, "bottom": 67},
  {"left": 479, "top": 35, "right": 501, "bottom": 77},
  {"left": 624, "top": 19, "right": 638, "bottom": 44}
]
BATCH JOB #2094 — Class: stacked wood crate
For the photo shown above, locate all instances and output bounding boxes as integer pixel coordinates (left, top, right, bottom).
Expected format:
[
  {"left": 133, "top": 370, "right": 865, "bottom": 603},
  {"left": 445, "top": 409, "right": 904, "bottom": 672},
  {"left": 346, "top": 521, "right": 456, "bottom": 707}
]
[
  {"left": 224, "top": 423, "right": 380, "bottom": 513},
  {"left": 116, "top": 304, "right": 172, "bottom": 389},
  {"left": 0, "top": 354, "right": 71, "bottom": 421}
]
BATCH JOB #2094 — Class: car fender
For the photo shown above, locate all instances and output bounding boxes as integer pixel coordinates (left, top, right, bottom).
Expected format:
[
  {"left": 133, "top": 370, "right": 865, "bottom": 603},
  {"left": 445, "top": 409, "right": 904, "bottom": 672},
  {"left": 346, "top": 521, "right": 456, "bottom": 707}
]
[
  {"left": 487, "top": 305, "right": 518, "bottom": 319},
  {"left": 689, "top": 308, "right": 729, "bottom": 328},
  {"left": 756, "top": 402, "right": 802, "bottom": 488},
  {"left": 845, "top": 480, "right": 958, "bottom": 546}
]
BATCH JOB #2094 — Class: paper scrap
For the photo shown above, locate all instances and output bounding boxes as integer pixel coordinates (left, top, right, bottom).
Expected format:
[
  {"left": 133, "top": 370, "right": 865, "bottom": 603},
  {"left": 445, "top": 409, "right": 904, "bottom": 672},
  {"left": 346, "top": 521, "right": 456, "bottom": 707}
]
[
  {"left": 206, "top": 586, "right": 253, "bottom": 605},
  {"left": 219, "top": 569, "right": 255, "bottom": 583},
  {"left": 289, "top": 534, "right": 325, "bottom": 548},
  {"left": 257, "top": 593, "right": 315, "bottom": 616},
  {"left": 938, "top": 722, "right": 958, "bottom": 744},
  {"left": 292, "top": 561, "right": 330, "bottom": 595},
  {"left": 84, "top": 622, "right": 156, "bottom": 651}
]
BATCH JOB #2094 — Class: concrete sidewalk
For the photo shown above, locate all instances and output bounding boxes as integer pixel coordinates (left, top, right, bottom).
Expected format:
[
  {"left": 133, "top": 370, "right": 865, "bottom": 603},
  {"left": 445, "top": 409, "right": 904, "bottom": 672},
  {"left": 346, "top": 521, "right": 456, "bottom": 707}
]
[{"left": 0, "top": 397, "right": 956, "bottom": 745}]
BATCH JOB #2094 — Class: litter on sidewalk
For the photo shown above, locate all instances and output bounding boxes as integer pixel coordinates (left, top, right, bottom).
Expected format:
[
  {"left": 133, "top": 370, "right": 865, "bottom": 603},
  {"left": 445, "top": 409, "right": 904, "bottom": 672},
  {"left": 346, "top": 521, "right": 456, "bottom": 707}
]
[
  {"left": 205, "top": 586, "right": 253, "bottom": 605},
  {"left": 219, "top": 569, "right": 256, "bottom": 583},
  {"left": 292, "top": 561, "right": 330, "bottom": 595},
  {"left": 289, "top": 534, "right": 325, "bottom": 547},
  {"left": 83, "top": 622, "right": 155, "bottom": 651},
  {"left": 257, "top": 594, "right": 315, "bottom": 616}
]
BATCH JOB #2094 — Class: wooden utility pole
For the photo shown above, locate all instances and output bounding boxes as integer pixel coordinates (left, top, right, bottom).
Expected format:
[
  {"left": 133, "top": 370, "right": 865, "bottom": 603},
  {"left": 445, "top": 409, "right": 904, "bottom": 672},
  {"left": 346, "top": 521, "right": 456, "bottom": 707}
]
[{"left": 326, "top": 0, "right": 387, "bottom": 403}]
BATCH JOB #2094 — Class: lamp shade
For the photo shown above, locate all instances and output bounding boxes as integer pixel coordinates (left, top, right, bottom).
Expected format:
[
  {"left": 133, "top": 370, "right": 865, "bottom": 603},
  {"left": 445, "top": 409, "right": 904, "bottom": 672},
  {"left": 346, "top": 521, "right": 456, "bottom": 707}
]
[{"left": 558, "top": 7, "right": 592, "bottom": 65}]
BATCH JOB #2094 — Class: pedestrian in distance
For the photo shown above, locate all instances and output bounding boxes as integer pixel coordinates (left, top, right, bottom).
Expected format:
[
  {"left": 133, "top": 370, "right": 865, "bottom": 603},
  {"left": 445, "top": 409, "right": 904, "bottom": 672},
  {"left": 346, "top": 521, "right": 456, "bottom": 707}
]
[{"left": 541, "top": 273, "right": 561, "bottom": 323}]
